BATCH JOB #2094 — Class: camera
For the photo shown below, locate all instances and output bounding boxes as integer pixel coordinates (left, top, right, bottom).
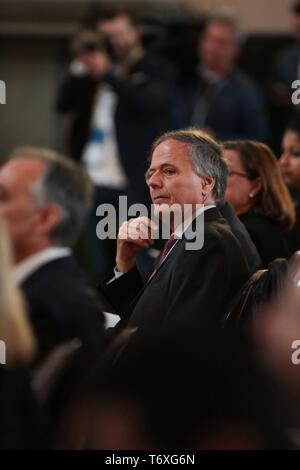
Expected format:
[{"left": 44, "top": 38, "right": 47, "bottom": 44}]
[{"left": 72, "top": 30, "right": 114, "bottom": 60}]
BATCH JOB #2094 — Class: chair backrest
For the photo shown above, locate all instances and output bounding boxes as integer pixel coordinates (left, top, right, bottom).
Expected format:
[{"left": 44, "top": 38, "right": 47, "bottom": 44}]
[
  {"left": 224, "top": 269, "right": 268, "bottom": 329},
  {"left": 224, "top": 258, "right": 289, "bottom": 329},
  {"left": 32, "top": 339, "right": 82, "bottom": 406}
]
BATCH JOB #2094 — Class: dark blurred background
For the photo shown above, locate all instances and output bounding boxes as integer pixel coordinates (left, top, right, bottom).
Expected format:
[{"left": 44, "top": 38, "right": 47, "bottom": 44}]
[{"left": 0, "top": 0, "right": 295, "bottom": 157}]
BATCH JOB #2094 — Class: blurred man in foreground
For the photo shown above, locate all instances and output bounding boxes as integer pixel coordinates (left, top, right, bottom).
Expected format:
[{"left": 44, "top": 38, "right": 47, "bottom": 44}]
[{"left": 0, "top": 147, "right": 105, "bottom": 363}]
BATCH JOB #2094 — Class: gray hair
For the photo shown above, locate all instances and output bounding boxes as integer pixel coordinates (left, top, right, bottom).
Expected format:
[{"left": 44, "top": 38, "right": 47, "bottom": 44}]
[
  {"left": 151, "top": 128, "right": 228, "bottom": 203},
  {"left": 8, "top": 147, "right": 94, "bottom": 247}
]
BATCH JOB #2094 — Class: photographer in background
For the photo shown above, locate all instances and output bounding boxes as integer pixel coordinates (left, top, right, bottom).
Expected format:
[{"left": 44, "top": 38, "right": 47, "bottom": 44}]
[{"left": 56, "top": 9, "right": 172, "bottom": 283}]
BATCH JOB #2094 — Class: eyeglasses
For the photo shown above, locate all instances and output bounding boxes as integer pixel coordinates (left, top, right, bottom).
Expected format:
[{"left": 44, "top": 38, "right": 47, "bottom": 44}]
[{"left": 228, "top": 170, "right": 250, "bottom": 179}]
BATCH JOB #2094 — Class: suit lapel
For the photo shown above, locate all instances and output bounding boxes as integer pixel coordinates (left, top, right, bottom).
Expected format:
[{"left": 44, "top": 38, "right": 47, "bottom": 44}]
[
  {"left": 124, "top": 238, "right": 182, "bottom": 317},
  {"left": 123, "top": 208, "right": 223, "bottom": 320}
]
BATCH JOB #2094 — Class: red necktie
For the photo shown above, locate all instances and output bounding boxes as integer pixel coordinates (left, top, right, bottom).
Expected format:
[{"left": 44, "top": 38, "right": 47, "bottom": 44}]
[{"left": 157, "top": 233, "right": 177, "bottom": 267}]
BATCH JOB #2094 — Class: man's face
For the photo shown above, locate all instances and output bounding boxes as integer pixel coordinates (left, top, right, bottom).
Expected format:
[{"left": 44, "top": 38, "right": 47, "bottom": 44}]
[
  {"left": 199, "top": 22, "right": 238, "bottom": 73},
  {"left": 99, "top": 15, "right": 139, "bottom": 60},
  {"left": 0, "top": 158, "right": 47, "bottom": 256},
  {"left": 146, "top": 139, "right": 214, "bottom": 221},
  {"left": 280, "top": 130, "right": 300, "bottom": 189}
]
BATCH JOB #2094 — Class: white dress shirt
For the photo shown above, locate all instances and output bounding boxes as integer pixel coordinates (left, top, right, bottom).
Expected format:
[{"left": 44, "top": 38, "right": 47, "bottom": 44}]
[
  {"left": 82, "top": 85, "right": 128, "bottom": 189},
  {"left": 12, "top": 246, "right": 72, "bottom": 285}
]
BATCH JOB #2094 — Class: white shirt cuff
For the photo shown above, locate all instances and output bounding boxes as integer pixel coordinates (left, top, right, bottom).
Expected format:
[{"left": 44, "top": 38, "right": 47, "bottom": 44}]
[{"left": 107, "top": 267, "right": 124, "bottom": 284}]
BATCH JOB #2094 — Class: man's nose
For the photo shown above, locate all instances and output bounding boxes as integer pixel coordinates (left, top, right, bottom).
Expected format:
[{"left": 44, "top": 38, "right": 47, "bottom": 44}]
[{"left": 148, "top": 171, "right": 163, "bottom": 188}]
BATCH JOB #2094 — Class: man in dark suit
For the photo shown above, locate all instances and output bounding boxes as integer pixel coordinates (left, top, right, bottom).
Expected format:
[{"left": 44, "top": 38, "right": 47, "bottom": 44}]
[
  {"left": 171, "top": 16, "right": 268, "bottom": 142},
  {"left": 101, "top": 129, "right": 249, "bottom": 335},
  {"left": 135, "top": 201, "right": 261, "bottom": 284},
  {"left": 0, "top": 147, "right": 105, "bottom": 363},
  {"left": 56, "top": 10, "right": 171, "bottom": 281}
]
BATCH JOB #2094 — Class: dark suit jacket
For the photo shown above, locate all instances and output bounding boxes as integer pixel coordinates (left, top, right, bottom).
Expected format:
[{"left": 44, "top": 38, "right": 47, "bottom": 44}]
[
  {"left": 0, "top": 366, "right": 38, "bottom": 449},
  {"left": 56, "top": 54, "right": 171, "bottom": 202},
  {"left": 135, "top": 202, "right": 262, "bottom": 282},
  {"left": 21, "top": 256, "right": 106, "bottom": 363},
  {"left": 239, "top": 212, "right": 289, "bottom": 267},
  {"left": 219, "top": 203, "right": 262, "bottom": 273},
  {"left": 101, "top": 208, "right": 249, "bottom": 334},
  {"left": 171, "top": 69, "right": 269, "bottom": 142},
  {"left": 273, "top": 43, "right": 300, "bottom": 91}
]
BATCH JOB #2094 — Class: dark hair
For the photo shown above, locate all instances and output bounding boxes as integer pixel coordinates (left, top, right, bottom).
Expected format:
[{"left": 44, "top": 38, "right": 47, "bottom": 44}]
[
  {"left": 285, "top": 116, "right": 300, "bottom": 137},
  {"left": 292, "top": 0, "right": 300, "bottom": 14},
  {"left": 71, "top": 29, "right": 108, "bottom": 56},
  {"left": 150, "top": 128, "right": 228, "bottom": 203},
  {"left": 224, "top": 141, "right": 296, "bottom": 230},
  {"left": 97, "top": 6, "right": 140, "bottom": 27}
]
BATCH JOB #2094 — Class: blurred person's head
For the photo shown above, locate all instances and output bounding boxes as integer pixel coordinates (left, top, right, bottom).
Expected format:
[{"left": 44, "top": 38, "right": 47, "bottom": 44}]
[
  {"left": 97, "top": 9, "right": 142, "bottom": 63},
  {"left": 280, "top": 117, "right": 300, "bottom": 189},
  {"left": 291, "top": 1, "right": 300, "bottom": 41},
  {"left": 198, "top": 16, "right": 240, "bottom": 76},
  {"left": 57, "top": 325, "right": 291, "bottom": 449},
  {"left": 224, "top": 141, "right": 295, "bottom": 230},
  {"left": 253, "top": 252, "right": 300, "bottom": 430},
  {"left": 0, "top": 147, "right": 93, "bottom": 262},
  {"left": 0, "top": 217, "right": 36, "bottom": 365}
]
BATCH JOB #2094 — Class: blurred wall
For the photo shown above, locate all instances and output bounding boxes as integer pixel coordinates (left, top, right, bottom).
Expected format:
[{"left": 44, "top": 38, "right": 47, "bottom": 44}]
[
  {"left": 0, "top": 39, "right": 67, "bottom": 157},
  {"left": 0, "top": 0, "right": 295, "bottom": 35},
  {"left": 185, "top": 0, "right": 292, "bottom": 34},
  {"left": 0, "top": 0, "right": 297, "bottom": 157}
]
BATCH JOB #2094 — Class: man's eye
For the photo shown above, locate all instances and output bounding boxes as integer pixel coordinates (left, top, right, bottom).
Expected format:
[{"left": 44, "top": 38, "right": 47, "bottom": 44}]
[
  {"left": 163, "top": 168, "right": 175, "bottom": 176},
  {"left": 145, "top": 171, "right": 153, "bottom": 181},
  {"left": 292, "top": 152, "right": 300, "bottom": 158}
]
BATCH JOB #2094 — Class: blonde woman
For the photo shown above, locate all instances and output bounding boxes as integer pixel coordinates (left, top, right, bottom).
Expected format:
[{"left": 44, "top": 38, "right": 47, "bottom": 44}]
[
  {"left": 0, "top": 217, "right": 36, "bottom": 365},
  {"left": 0, "top": 217, "right": 38, "bottom": 448}
]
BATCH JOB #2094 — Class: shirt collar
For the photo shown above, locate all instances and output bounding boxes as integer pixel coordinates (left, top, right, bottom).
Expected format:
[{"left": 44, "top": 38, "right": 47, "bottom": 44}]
[
  {"left": 13, "top": 246, "right": 72, "bottom": 285},
  {"left": 198, "top": 65, "right": 224, "bottom": 84},
  {"left": 174, "top": 204, "right": 216, "bottom": 239}
]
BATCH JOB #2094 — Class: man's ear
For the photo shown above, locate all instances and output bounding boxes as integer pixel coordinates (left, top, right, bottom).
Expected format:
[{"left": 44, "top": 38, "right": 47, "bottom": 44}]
[
  {"left": 35, "top": 204, "right": 61, "bottom": 238},
  {"left": 202, "top": 176, "right": 215, "bottom": 195}
]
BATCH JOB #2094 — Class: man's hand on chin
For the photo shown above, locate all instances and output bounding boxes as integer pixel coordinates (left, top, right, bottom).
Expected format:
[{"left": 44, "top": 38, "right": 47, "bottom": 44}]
[{"left": 116, "top": 217, "right": 157, "bottom": 273}]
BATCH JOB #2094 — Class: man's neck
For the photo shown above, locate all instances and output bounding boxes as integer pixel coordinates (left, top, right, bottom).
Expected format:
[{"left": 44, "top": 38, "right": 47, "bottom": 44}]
[
  {"left": 171, "top": 202, "right": 216, "bottom": 234},
  {"left": 201, "top": 63, "right": 232, "bottom": 80},
  {"left": 14, "top": 241, "right": 54, "bottom": 264}
]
